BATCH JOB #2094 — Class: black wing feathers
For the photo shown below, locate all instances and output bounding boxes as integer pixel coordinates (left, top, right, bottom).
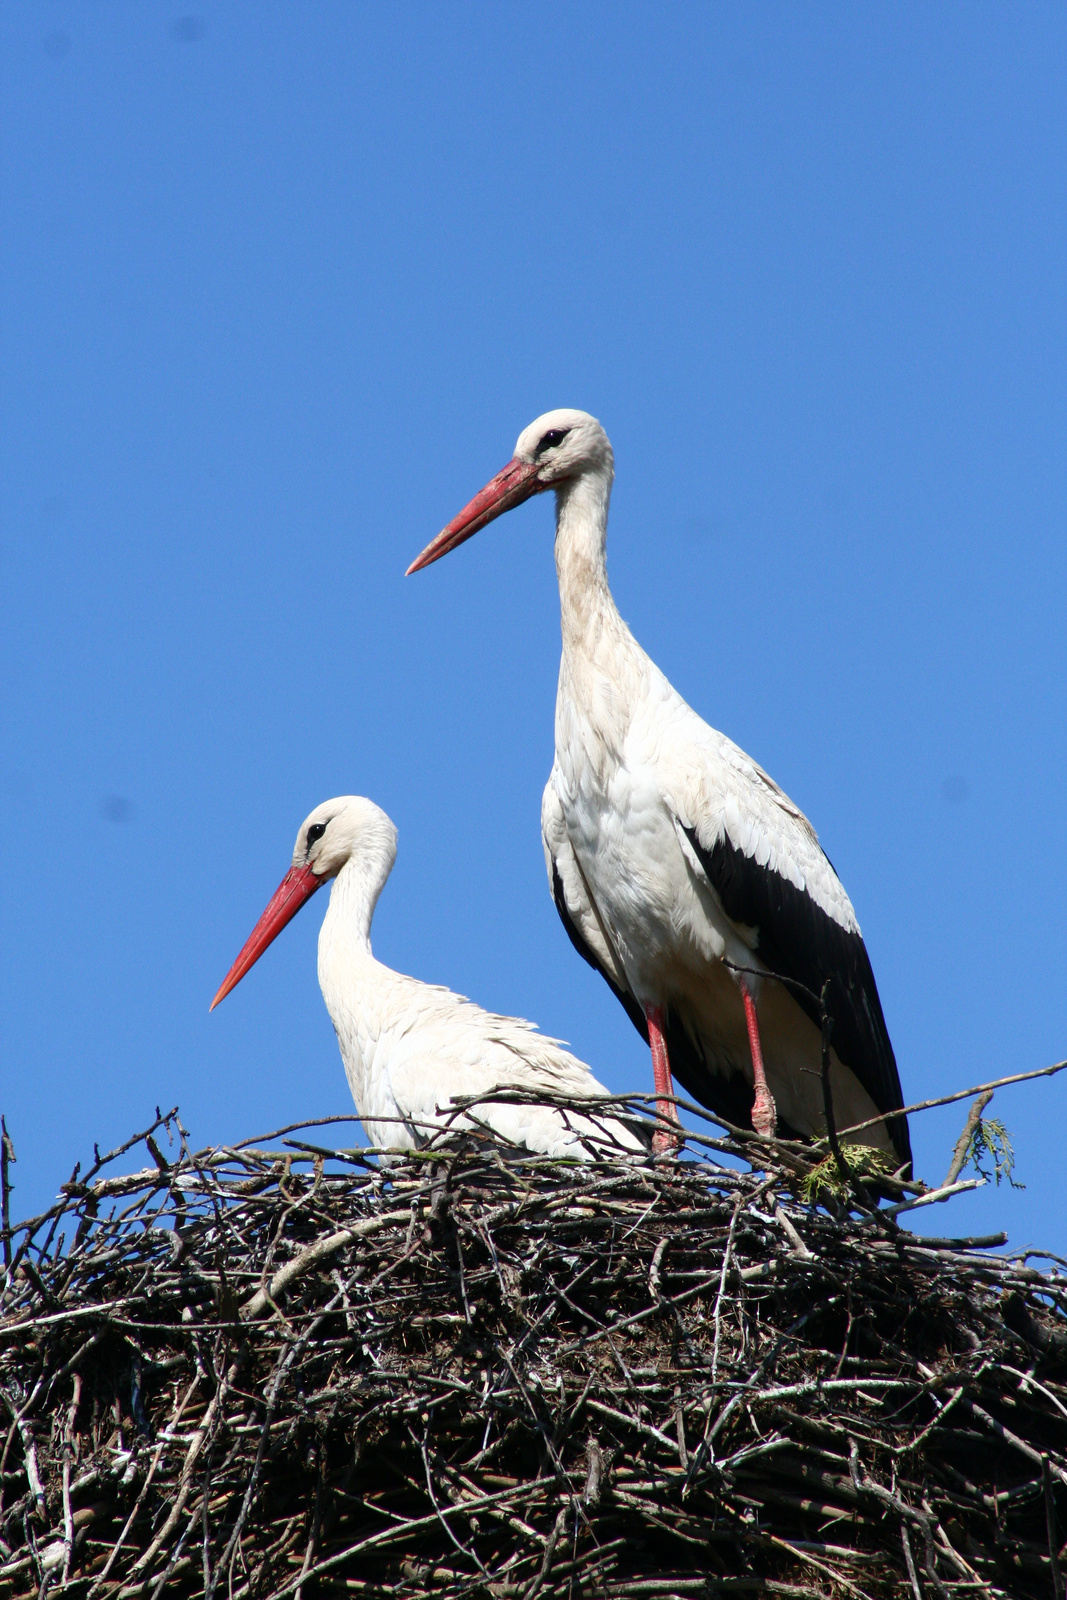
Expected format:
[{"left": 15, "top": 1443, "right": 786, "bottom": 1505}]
[{"left": 684, "top": 827, "right": 911, "bottom": 1166}]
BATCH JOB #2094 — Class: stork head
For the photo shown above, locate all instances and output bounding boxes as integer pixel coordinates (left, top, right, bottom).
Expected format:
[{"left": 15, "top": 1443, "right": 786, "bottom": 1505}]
[
  {"left": 406, "top": 408, "right": 613, "bottom": 574},
  {"left": 293, "top": 795, "right": 398, "bottom": 884},
  {"left": 210, "top": 796, "right": 397, "bottom": 1010},
  {"left": 511, "top": 408, "right": 613, "bottom": 484}
]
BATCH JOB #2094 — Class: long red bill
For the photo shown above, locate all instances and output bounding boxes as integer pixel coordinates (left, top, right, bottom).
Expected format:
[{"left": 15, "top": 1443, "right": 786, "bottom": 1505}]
[
  {"left": 405, "top": 457, "right": 546, "bottom": 575},
  {"left": 210, "top": 863, "right": 323, "bottom": 1011}
]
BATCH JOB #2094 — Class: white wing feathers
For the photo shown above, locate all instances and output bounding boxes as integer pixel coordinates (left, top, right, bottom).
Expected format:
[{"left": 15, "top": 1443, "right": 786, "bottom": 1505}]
[
  {"left": 651, "top": 684, "right": 859, "bottom": 935},
  {"left": 341, "top": 964, "right": 643, "bottom": 1157}
]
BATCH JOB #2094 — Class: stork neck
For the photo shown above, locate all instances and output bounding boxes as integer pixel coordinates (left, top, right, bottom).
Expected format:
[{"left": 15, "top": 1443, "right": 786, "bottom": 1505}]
[
  {"left": 554, "top": 469, "right": 615, "bottom": 645},
  {"left": 322, "top": 850, "right": 390, "bottom": 957}
]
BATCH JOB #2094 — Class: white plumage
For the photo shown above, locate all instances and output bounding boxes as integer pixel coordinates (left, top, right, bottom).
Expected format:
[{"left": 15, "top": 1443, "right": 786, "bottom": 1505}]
[
  {"left": 408, "top": 410, "right": 911, "bottom": 1166},
  {"left": 212, "top": 796, "right": 643, "bottom": 1160}
]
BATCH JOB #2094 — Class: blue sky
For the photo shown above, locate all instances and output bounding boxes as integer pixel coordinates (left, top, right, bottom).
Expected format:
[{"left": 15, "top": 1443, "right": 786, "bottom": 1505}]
[{"left": 2, "top": 5, "right": 1064, "bottom": 1253}]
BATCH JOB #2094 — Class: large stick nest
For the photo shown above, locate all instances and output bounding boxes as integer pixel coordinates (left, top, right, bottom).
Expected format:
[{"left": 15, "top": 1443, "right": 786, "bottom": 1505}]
[{"left": 0, "top": 1100, "right": 1065, "bottom": 1599}]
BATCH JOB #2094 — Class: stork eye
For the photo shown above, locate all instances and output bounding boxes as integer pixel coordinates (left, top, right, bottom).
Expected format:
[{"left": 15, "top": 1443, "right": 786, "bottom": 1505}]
[
  {"left": 536, "top": 428, "right": 570, "bottom": 457},
  {"left": 306, "top": 822, "right": 328, "bottom": 848}
]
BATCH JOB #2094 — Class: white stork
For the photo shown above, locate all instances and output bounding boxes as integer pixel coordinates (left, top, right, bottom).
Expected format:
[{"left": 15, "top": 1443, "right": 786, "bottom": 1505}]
[
  {"left": 211, "top": 795, "right": 645, "bottom": 1159},
  {"left": 407, "top": 410, "right": 911, "bottom": 1168}
]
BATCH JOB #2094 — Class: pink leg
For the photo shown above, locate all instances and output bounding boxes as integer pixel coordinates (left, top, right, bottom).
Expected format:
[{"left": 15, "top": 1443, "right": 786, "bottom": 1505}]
[
  {"left": 645, "top": 1004, "right": 680, "bottom": 1155},
  {"left": 737, "top": 977, "right": 777, "bottom": 1138}
]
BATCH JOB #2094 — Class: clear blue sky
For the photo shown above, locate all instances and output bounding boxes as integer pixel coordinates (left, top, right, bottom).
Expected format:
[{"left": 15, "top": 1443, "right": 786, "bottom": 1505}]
[{"left": 2, "top": 5, "right": 1064, "bottom": 1253}]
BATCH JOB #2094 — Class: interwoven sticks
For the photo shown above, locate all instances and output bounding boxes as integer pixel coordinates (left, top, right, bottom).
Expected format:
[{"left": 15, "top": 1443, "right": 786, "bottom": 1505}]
[{"left": 0, "top": 1103, "right": 1065, "bottom": 1599}]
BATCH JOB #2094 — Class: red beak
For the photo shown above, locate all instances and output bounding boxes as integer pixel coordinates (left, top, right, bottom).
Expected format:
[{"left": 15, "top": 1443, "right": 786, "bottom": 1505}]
[
  {"left": 210, "top": 863, "right": 323, "bottom": 1011},
  {"left": 406, "top": 457, "right": 547, "bottom": 575}
]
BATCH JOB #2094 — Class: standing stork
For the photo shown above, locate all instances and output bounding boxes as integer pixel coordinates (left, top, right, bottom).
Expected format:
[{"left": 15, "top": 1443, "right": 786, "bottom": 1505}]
[
  {"left": 211, "top": 795, "right": 644, "bottom": 1159},
  {"left": 407, "top": 410, "right": 911, "bottom": 1167}
]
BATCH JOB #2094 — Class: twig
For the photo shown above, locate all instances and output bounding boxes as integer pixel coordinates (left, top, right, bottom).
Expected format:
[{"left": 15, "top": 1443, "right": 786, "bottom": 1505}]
[
  {"left": 87, "top": 1373, "right": 203, "bottom": 1594},
  {"left": 0, "top": 1117, "right": 14, "bottom": 1271},
  {"left": 877, "top": 1177, "right": 985, "bottom": 1219},
  {"left": 129, "top": 1351, "right": 246, "bottom": 1576},
  {"left": 711, "top": 1195, "right": 743, "bottom": 1388},
  {"left": 942, "top": 1091, "right": 995, "bottom": 1188},
  {"left": 900, "top": 1521, "right": 924, "bottom": 1600},
  {"left": 16, "top": 1414, "right": 45, "bottom": 1513},
  {"left": 60, "top": 1372, "right": 81, "bottom": 1583},
  {"left": 1043, "top": 1454, "right": 1063, "bottom": 1599},
  {"left": 241, "top": 1215, "right": 406, "bottom": 1318},
  {"left": 837, "top": 1058, "right": 1067, "bottom": 1141},
  {"left": 520, "top": 1504, "right": 567, "bottom": 1600},
  {"left": 293, "top": 1448, "right": 323, "bottom": 1600}
]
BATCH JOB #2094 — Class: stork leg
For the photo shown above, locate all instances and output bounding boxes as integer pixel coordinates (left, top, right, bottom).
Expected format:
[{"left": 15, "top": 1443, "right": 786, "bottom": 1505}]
[
  {"left": 645, "top": 1004, "right": 680, "bottom": 1155},
  {"left": 736, "top": 976, "right": 777, "bottom": 1138}
]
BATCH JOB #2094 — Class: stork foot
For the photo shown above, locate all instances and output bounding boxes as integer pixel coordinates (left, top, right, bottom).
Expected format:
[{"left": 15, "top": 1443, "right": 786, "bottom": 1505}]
[{"left": 751, "top": 1082, "right": 778, "bottom": 1140}]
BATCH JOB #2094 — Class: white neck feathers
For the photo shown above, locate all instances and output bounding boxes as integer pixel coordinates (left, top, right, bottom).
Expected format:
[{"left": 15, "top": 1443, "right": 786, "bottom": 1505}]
[
  {"left": 554, "top": 466, "right": 616, "bottom": 645},
  {"left": 320, "top": 837, "right": 394, "bottom": 959}
]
